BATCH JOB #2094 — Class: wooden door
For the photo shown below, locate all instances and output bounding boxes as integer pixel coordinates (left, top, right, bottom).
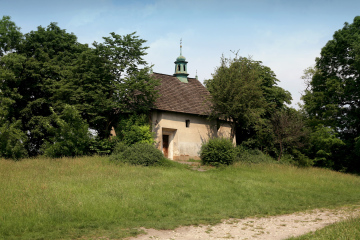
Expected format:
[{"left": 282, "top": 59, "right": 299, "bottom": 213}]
[{"left": 163, "top": 135, "right": 169, "bottom": 158}]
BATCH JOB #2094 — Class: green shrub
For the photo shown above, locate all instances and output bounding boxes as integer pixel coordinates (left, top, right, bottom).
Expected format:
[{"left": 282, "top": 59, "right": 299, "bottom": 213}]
[
  {"left": 0, "top": 120, "right": 28, "bottom": 160},
  {"left": 122, "top": 125, "right": 155, "bottom": 145},
  {"left": 89, "top": 137, "right": 119, "bottom": 155},
  {"left": 200, "top": 138, "right": 235, "bottom": 166},
  {"left": 112, "top": 141, "right": 129, "bottom": 155},
  {"left": 42, "top": 105, "right": 91, "bottom": 158},
  {"left": 235, "top": 146, "right": 275, "bottom": 164},
  {"left": 110, "top": 143, "right": 164, "bottom": 166},
  {"left": 115, "top": 114, "right": 155, "bottom": 145},
  {"left": 284, "top": 149, "right": 314, "bottom": 167}
]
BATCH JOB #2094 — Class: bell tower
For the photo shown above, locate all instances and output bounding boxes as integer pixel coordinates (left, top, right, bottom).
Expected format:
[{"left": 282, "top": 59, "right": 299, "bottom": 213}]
[{"left": 174, "top": 39, "right": 189, "bottom": 83}]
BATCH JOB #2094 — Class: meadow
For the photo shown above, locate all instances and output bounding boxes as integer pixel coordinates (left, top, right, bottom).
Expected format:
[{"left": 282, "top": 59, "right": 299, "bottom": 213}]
[{"left": 1, "top": 156, "right": 360, "bottom": 239}]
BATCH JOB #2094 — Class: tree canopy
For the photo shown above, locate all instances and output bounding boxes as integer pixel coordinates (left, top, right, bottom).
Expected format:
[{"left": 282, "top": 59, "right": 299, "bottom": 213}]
[
  {"left": 302, "top": 16, "right": 360, "bottom": 171},
  {"left": 205, "top": 54, "right": 292, "bottom": 157},
  {"left": 0, "top": 16, "right": 159, "bottom": 158},
  {"left": 205, "top": 55, "right": 266, "bottom": 140}
]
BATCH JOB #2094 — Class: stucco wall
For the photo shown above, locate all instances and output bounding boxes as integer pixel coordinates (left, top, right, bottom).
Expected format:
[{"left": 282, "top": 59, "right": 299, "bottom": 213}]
[{"left": 151, "top": 110, "right": 234, "bottom": 160}]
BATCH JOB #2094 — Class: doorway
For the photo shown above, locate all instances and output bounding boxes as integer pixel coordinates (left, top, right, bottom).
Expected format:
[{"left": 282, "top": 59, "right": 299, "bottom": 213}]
[{"left": 162, "top": 135, "right": 169, "bottom": 158}]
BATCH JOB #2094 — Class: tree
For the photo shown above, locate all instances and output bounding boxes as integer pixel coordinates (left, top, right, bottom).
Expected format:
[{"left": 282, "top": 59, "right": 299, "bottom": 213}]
[
  {"left": 302, "top": 16, "right": 360, "bottom": 171},
  {"left": 0, "top": 16, "right": 22, "bottom": 56},
  {"left": 0, "top": 120, "right": 28, "bottom": 160},
  {"left": 307, "top": 124, "right": 345, "bottom": 169},
  {"left": 242, "top": 63, "right": 291, "bottom": 152},
  {"left": 205, "top": 55, "right": 266, "bottom": 140},
  {"left": 206, "top": 53, "right": 291, "bottom": 148},
  {"left": 42, "top": 105, "right": 91, "bottom": 158},
  {"left": 271, "top": 109, "right": 307, "bottom": 160},
  {"left": 92, "top": 32, "right": 159, "bottom": 137},
  {"left": 0, "top": 17, "right": 158, "bottom": 158}
]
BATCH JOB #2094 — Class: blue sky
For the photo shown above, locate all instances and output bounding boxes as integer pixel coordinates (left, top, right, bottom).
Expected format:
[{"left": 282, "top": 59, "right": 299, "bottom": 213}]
[{"left": 1, "top": 0, "right": 359, "bottom": 107}]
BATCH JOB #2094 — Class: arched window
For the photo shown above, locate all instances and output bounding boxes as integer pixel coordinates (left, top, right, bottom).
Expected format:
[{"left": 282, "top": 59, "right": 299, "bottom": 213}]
[
  {"left": 183, "top": 65, "right": 186, "bottom": 71},
  {"left": 178, "top": 65, "right": 180, "bottom": 71}
]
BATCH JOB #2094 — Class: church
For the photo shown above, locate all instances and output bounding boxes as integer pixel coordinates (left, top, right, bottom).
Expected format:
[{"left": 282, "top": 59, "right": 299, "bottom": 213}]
[{"left": 150, "top": 44, "right": 234, "bottom": 160}]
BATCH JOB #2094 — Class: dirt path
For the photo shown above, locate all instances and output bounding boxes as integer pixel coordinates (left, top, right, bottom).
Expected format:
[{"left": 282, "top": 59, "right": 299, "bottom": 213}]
[{"left": 129, "top": 206, "right": 360, "bottom": 240}]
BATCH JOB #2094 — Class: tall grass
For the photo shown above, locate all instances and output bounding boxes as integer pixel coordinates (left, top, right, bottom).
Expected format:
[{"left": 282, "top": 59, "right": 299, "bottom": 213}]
[{"left": 1, "top": 156, "right": 360, "bottom": 239}]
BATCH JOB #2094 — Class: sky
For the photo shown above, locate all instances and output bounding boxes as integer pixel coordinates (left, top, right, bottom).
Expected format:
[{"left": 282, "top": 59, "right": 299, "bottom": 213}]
[{"left": 1, "top": 0, "right": 360, "bottom": 108}]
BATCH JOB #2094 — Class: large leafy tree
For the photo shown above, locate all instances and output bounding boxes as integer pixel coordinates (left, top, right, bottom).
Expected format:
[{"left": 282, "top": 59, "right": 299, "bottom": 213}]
[
  {"left": 302, "top": 16, "right": 360, "bottom": 171},
  {"left": 0, "top": 16, "right": 158, "bottom": 157},
  {"left": 205, "top": 55, "right": 266, "bottom": 140},
  {"left": 206, "top": 54, "right": 291, "bottom": 147}
]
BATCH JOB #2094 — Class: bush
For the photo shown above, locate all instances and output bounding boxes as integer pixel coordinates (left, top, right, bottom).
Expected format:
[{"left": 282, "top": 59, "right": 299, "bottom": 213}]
[
  {"left": 42, "top": 105, "right": 91, "bottom": 158},
  {"left": 122, "top": 125, "right": 155, "bottom": 145},
  {"left": 115, "top": 114, "right": 155, "bottom": 145},
  {"left": 112, "top": 141, "right": 129, "bottom": 155},
  {"left": 200, "top": 138, "right": 235, "bottom": 166},
  {"left": 235, "top": 146, "right": 275, "bottom": 164},
  {"left": 110, "top": 143, "right": 164, "bottom": 166},
  {"left": 286, "top": 149, "right": 314, "bottom": 167},
  {"left": 89, "top": 137, "right": 119, "bottom": 155},
  {"left": 0, "top": 120, "right": 28, "bottom": 160}
]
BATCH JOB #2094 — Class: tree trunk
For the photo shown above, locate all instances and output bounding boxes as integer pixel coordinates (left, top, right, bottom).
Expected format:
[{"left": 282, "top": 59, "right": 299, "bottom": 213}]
[{"left": 277, "top": 141, "right": 283, "bottom": 161}]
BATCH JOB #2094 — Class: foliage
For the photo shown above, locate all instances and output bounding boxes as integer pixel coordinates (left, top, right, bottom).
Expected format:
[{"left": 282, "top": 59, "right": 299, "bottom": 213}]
[
  {"left": 115, "top": 114, "right": 155, "bottom": 145},
  {"left": 0, "top": 16, "right": 23, "bottom": 56},
  {"left": 42, "top": 105, "right": 91, "bottom": 158},
  {"left": 205, "top": 54, "right": 266, "bottom": 140},
  {"left": 0, "top": 16, "right": 158, "bottom": 157},
  {"left": 111, "top": 141, "right": 129, "bottom": 155},
  {"left": 0, "top": 120, "right": 28, "bottom": 160},
  {"left": 200, "top": 138, "right": 235, "bottom": 166},
  {"left": 235, "top": 146, "right": 275, "bottom": 164},
  {"left": 89, "top": 137, "right": 118, "bottom": 155},
  {"left": 110, "top": 143, "right": 164, "bottom": 166},
  {"left": 302, "top": 16, "right": 360, "bottom": 172},
  {"left": 270, "top": 108, "right": 308, "bottom": 160},
  {"left": 284, "top": 149, "right": 314, "bottom": 167},
  {"left": 93, "top": 32, "right": 159, "bottom": 137},
  {"left": 205, "top": 53, "right": 291, "bottom": 155},
  {"left": 355, "top": 136, "right": 360, "bottom": 157},
  {"left": 307, "top": 124, "right": 345, "bottom": 168}
]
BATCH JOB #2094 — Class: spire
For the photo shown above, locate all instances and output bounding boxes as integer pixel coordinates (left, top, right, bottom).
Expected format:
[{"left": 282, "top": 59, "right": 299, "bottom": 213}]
[
  {"left": 174, "top": 38, "right": 189, "bottom": 83},
  {"left": 180, "top": 38, "right": 182, "bottom": 56},
  {"left": 195, "top": 70, "right": 198, "bottom": 80}
]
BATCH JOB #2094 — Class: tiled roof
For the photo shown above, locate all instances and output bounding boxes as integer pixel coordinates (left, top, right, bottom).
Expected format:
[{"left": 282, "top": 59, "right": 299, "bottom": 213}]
[{"left": 152, "top": 72, "right": 211, "bottom": 116}]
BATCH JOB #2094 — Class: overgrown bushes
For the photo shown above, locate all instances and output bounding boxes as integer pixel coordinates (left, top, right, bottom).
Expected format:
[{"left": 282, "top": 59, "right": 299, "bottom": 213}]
[
  {"left": 200, "top": 138, "right": 235, "bottom": 166},
  {"left": 110, "top": 142, "right": 165, "bottom": 166},
  {"left": 235, "top": 147, "right": 275, "bottom": 164},
  {"left": 42, "top": 105, "right": 91, "bottom": 158},
  {"left": 200, "top": 137, "right": 314, "bottom": 167}
]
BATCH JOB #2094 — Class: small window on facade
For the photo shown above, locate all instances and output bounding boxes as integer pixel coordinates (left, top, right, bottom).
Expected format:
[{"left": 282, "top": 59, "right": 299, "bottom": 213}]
[
  {"left": 186, "top": 120, "right": 190, "bottom": 128},
  {"left": 183, "top": 65, "right": 186, "bottom": 71},
  {"left": 178, "top": 65, "right": 180, "bottom": 71}
]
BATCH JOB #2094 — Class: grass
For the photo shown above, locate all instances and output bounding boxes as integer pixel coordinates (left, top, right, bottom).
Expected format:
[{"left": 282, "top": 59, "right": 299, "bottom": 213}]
[
  {"left": 287, "top": 217, "right": 360, "bottom": 240},
  {"left": 1, "top": 156, "right": 360, "bottom": 239}
]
